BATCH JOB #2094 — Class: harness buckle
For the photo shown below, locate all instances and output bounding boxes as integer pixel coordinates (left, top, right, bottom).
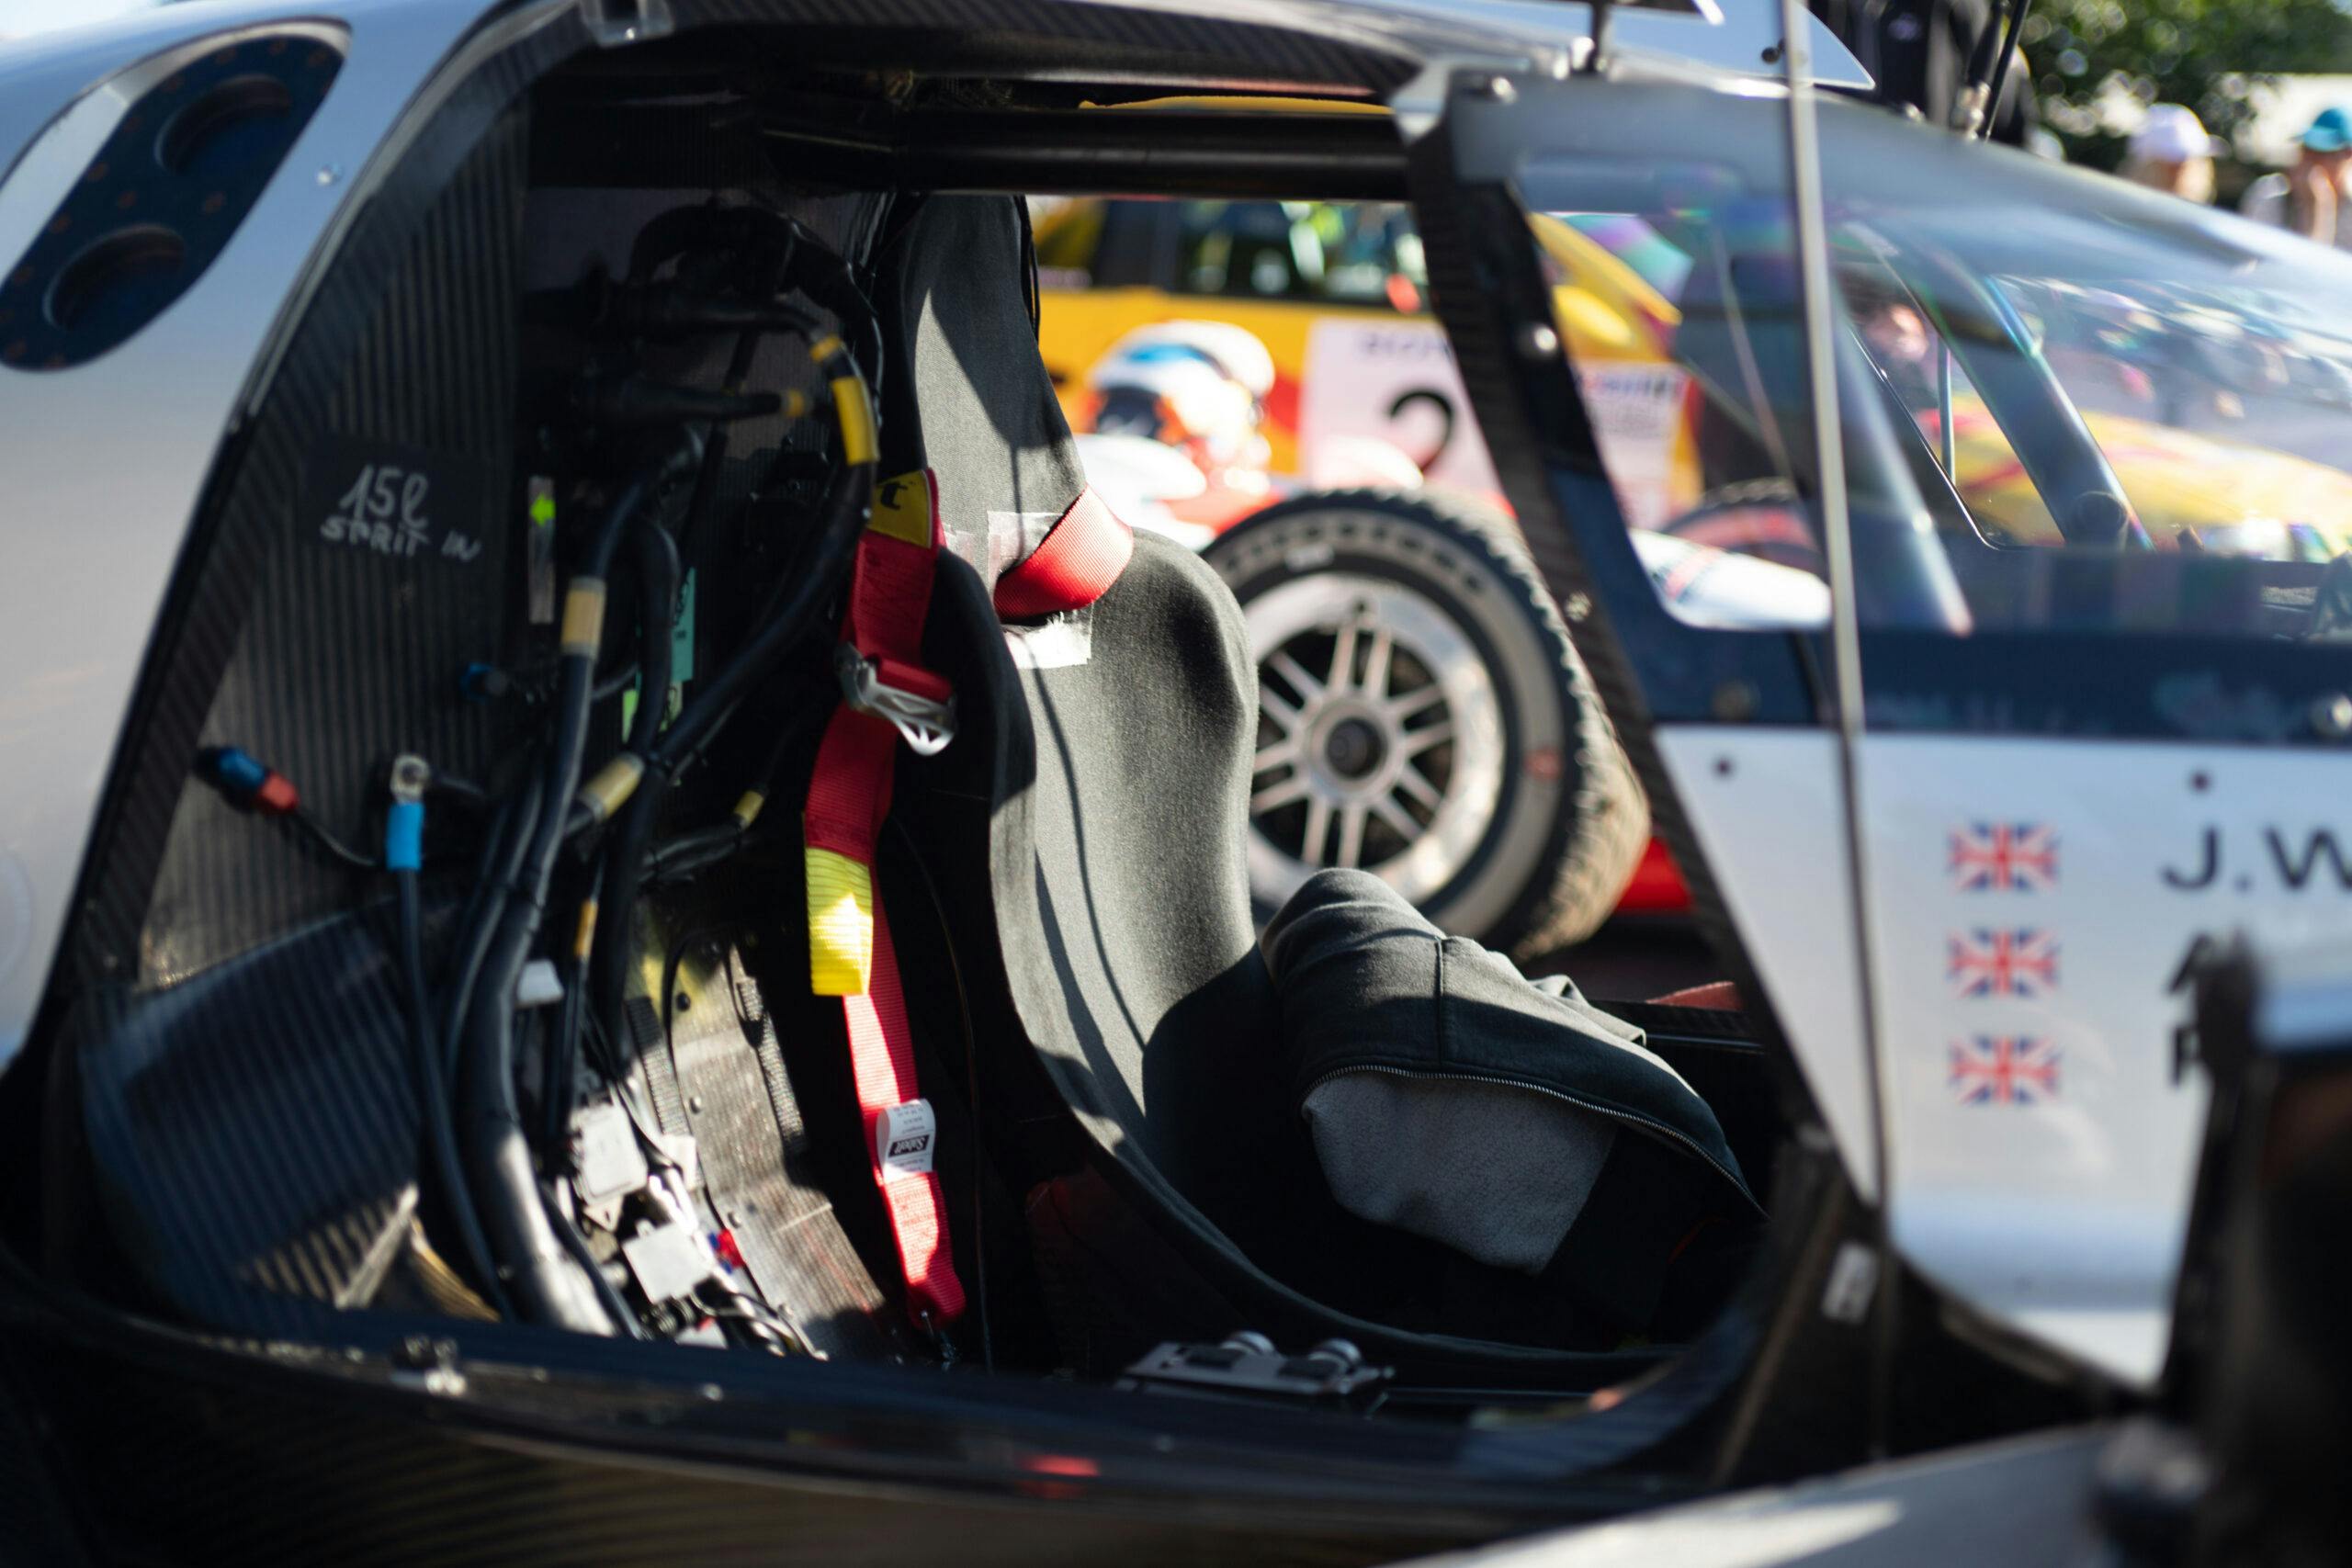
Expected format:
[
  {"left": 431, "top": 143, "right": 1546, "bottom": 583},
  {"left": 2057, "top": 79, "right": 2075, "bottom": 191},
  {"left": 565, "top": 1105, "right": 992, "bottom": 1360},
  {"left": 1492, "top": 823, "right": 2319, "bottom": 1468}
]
[{"left": 835, "top": 644, "right": 956, "bottom": 757}]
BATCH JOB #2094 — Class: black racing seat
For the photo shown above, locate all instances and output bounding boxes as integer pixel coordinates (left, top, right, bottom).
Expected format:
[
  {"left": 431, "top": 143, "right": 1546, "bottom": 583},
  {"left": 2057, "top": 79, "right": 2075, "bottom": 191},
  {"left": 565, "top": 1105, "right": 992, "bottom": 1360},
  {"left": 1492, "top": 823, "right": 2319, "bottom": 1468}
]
[{"left": 866, "top": 197, "right": 1745, "bottom": 1384}]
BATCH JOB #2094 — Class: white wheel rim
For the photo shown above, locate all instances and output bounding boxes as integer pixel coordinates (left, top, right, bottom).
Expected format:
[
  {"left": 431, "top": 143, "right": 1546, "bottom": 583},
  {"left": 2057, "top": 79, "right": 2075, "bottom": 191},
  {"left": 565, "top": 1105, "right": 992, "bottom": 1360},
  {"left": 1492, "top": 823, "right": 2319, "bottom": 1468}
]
[{"left": 1242, "top": 572, "right": 1508, "bottom": 910}]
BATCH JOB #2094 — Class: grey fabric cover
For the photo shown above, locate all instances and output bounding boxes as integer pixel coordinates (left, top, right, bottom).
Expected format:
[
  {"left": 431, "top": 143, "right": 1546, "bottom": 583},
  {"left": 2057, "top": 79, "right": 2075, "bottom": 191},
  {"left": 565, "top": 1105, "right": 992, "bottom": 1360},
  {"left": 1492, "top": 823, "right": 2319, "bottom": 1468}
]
[{"left": 1304, "top": 1073, "right": 1617, "bottom": 1276}]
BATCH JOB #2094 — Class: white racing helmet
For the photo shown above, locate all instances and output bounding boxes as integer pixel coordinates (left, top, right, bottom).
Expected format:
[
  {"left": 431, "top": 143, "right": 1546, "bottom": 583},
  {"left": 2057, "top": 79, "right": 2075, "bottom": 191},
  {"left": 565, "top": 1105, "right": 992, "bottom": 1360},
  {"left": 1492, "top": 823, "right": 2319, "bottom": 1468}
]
[{"left": 1085, "top": 320, "right": 1276, "bottom": 468}]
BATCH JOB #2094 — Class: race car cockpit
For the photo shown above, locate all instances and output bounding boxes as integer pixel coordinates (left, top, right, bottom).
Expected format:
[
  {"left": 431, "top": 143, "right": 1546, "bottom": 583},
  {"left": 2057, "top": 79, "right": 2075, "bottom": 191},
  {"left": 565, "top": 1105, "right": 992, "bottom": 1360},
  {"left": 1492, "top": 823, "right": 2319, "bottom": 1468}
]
[{"left": 7, "top": 2, "right": 2352, "bottom": 1559}]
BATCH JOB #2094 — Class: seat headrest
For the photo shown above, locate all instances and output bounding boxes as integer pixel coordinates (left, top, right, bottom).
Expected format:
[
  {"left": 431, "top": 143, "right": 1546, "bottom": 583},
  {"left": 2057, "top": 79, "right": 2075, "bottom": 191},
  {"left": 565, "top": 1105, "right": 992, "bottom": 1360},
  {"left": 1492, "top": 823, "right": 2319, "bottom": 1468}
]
[{"left": 876, "top": 196, "right": 1090, "bottom": 595}]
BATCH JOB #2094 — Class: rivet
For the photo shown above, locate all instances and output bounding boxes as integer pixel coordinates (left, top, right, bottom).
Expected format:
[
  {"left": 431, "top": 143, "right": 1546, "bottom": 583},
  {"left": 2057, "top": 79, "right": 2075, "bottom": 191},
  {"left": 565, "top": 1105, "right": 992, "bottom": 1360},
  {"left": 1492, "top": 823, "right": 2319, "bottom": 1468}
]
[
  {"left": 1711, "top": 680, "right": 1758, "bottom": 722},
  {"left": 314, "top": 166, "right": 339, "bottom": 187},
  {"left": 2312, "top": 693, "right": 2352, "bottom": 740},
  {"left": 1517, "top": 322, "right": 1559, "bottom": 360}
]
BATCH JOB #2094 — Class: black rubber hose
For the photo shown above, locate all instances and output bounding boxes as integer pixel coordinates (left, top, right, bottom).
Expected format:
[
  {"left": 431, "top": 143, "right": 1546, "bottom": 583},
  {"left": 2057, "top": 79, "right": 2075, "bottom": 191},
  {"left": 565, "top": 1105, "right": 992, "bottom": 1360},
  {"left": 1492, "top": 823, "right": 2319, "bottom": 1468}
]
[
  {"left": 441, "top": 772, "right": 542, "bottom": 1080},
  {"left": 585, "top": 365, "right": 876, "bottom": 1097},
  {"left": 540, "top": 861, "right": 602, "bottom": 1164},
  {"left": 626, "top": 516, "right": 681, "bottom": 758},
  {"left": 397, "top": 868, "right": 513, "bottom": 1318},
  {"left": 541, "top": 1181, "right": 649, "bottom": 1339},
  {"left": 459, "top": 436, "right": 697, "bottom": 1334},
  {"left": 654, "top": 444, "right": 871, "bottom": 773}
]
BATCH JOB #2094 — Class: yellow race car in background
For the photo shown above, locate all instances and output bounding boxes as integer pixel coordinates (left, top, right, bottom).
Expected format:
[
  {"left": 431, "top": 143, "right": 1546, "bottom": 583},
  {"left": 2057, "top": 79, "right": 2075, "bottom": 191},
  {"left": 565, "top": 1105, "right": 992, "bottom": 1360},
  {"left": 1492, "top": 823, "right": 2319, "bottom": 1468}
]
[{"left": 1035, "top": 177, "right": 2352, "bottom": 953}]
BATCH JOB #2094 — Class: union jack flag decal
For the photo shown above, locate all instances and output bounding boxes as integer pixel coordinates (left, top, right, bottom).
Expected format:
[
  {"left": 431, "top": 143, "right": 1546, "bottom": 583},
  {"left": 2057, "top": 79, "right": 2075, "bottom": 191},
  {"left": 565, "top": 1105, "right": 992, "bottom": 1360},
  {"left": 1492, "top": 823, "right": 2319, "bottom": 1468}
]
[
  {"left": 1947, "top": 928, "right": 2059, "bottom": 998},
  {"left": 1949, "top": 822, "right": 2058, "bottom": 892},
  {"left": 1949, "top": 1036, "right": 2061, "bottom": 1106}
]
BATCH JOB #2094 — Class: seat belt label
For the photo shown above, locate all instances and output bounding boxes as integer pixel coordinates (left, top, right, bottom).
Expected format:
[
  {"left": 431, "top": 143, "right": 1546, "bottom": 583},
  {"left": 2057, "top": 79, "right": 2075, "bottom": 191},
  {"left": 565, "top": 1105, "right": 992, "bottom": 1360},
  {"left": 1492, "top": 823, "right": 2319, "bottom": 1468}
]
[{"left": 875, "top": 1100, "right": 938, "bottom": 1180}]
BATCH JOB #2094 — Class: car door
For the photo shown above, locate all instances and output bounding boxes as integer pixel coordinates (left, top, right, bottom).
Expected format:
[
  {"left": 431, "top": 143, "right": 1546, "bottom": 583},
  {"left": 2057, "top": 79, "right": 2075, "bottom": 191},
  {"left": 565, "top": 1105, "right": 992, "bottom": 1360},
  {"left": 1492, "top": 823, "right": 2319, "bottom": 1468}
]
[{"left": 1411, "top": 62, "right": 2352, "bottom": 1397}]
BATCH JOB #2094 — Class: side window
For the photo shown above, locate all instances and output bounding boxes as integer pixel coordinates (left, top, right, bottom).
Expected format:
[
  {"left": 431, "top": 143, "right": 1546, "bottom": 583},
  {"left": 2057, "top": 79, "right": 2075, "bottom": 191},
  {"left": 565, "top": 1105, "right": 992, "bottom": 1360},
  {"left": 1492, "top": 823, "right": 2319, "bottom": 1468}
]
[
  {"left": 1030, "top": 197, "right": 1105, "bottom": 289},
  {"left": 1838, "top": 258, "right": 2042, "bottom": 547},
  {"left": 1173, "top": 201, "right": 1426, "bottom": 309}
]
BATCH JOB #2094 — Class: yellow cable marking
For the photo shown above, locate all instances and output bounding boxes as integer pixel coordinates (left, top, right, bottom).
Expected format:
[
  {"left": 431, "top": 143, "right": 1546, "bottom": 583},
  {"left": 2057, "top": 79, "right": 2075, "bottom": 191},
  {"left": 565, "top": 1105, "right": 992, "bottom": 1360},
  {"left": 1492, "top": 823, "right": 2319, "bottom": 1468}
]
[
  {"left": 808, "top": 333, "right": 845, "bottom": 364},
  {"left": 805, "top": 847, "right": 874, "bottom": 996},
  {"left": 578, "top": 753, "right": 644, "bottom": 822},
  {"left": 831, "top": 374, "right": 876, "bottom": 466},
  {"left": 560, "top": 579, "right": 606, "bottom": 658},
  {"left": 731, "top": 790, "right": 765, "bottom": 829},
  {"left": 572, "top": 898, "right": 599, "bottom": 962}
]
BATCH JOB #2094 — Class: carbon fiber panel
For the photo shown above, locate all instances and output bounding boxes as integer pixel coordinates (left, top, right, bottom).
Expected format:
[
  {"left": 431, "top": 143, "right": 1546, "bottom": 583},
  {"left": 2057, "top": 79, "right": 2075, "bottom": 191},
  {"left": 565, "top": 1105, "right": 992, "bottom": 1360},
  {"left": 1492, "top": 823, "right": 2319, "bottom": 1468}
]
[{"left": 664, "top": 944, "right": 900, "bottom": 1361}]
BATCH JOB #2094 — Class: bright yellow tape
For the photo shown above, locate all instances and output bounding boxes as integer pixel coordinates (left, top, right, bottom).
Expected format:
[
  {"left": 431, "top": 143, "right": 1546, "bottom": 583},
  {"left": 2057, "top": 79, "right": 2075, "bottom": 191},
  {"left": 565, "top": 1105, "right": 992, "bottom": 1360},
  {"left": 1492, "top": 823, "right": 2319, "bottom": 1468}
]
[
  {"left": 572, "top": 898, "right": 599, "bottom": 962},
  {"left": 831, "top": 375, "right": 876, "bottom": 466},
  {"left": 808, "top": 334, "right": 845, "bottom": 365},
  {"left": 560, "top": 579, "right": 606, "bottom": 658},
  {"left": 731, "top": 790, "right": 766, "bottom": 829},
  {"left": 805, "top": 847, "right": 874, "bottom": 996}
]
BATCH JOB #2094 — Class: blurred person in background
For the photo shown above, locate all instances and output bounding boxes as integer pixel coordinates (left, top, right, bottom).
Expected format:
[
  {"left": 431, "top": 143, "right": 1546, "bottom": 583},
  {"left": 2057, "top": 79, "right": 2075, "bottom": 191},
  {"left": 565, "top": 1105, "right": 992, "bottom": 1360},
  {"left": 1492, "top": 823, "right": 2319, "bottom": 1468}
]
[
  {"left": 2243, "top": 107, "right": 2352, "bottom": 249},
  {"left": 2122, "top": 105, "right": 2218, "bottom": 204},
  {"left": 1811, "top": 0, "right": 2036, "bottom": 143}
]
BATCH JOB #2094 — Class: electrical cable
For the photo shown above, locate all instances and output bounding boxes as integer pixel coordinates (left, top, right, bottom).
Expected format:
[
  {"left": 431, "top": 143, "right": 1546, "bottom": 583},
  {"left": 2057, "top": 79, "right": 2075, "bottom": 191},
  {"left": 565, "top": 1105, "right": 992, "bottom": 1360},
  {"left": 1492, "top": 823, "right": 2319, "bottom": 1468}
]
[
  {"left": 541, "top": 1180, "right": 649, "bottom": 1339},
  {"left": 586, "top": 346, "right": 878, "bottom": 1094},
  {"left": 442, "top": 772, "right": 543, "bottom": 1079},
  {"left": 458, "top": 433, "right": 699, "bottom": 1334},
  {"left": 542, "top": 861, "right": 602, "bottom": 1164},
  {"left": 393, "top": 824, "right": 514, "bottom": 1319},
  {"left": 291, "top": 806, "right": 380, "bottom": 872}
]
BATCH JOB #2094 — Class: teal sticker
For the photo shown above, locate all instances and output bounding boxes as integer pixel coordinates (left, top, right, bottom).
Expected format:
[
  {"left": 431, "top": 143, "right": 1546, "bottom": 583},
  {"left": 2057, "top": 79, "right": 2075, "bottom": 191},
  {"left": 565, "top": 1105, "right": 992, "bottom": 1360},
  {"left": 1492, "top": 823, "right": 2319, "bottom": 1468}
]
[{"left": 673, "top": 570, "right": 696, "bottom": 685}]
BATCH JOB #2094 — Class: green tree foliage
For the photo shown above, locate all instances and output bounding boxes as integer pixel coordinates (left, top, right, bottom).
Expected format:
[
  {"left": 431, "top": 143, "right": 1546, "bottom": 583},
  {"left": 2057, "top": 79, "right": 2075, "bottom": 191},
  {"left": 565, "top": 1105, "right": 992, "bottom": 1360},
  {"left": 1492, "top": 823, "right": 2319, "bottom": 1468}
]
[{"left": 2027, "top": 0, "right": 2352, "bottom": 168}]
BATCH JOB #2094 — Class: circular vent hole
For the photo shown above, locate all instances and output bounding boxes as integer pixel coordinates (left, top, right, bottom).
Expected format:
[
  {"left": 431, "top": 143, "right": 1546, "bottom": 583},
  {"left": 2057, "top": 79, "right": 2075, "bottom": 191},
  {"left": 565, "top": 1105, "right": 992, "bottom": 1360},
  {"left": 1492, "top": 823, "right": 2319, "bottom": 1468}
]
[
  {"left": 155, "top": 73, "right": 296, "bottom": 179},
  {"left": 46, "top": 225, "right": 188, "bottom": 333}
]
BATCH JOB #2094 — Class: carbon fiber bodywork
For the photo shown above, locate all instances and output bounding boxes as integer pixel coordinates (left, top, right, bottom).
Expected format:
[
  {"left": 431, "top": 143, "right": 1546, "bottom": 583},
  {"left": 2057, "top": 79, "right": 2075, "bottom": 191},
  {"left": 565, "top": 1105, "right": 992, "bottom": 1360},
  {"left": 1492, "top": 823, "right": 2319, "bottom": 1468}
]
[{"left": 0, "top": 3, "right": 2076, "bottom": 1562}]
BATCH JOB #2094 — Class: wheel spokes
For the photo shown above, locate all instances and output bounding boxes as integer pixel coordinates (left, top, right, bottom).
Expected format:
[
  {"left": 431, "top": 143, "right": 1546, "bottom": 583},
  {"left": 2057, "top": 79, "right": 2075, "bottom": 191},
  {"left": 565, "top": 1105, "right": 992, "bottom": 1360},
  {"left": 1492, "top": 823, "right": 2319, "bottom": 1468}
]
[
  {"left": 1301, "top": 796, "right": 1334, "bottom": 866},
  {"left": 1260, "top": 682, "right": 1303, "bottom": 733},
  {"left": 1385, "top": 683, "right": 1447, "bottom": 724},
  {"left": 1373, "top": 794, "right": 1421, "bottom": 840},
  {"left": 1335, "top": 803, "right": 1368, "bottom": 869},
  {"left": 1327, "top": 615, "right": 1361, "bottom": 696},
  {"left": 1252, "top": 772, "right": 1311, "bottom": 813},
  {"left": 1359, "top": 624, "right": 1395, "bottom": 702},
  {"left": 1396, "top": 720, "right": 1454, "bottom": 759},
  {"left": 1395, "top": 763, "right": 1442, "bottom": 810},
  {"left": 1268, "top": 649, "right": 1326, "bottom": 706}
]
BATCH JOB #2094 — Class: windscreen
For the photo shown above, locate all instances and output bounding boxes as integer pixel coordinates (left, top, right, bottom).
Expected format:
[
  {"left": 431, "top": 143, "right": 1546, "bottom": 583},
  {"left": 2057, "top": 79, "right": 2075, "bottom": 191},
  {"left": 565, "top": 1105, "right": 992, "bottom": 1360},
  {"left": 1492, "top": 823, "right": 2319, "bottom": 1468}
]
[{"left": 1519, "top": 94, "right": 2352, "bottom": 645}]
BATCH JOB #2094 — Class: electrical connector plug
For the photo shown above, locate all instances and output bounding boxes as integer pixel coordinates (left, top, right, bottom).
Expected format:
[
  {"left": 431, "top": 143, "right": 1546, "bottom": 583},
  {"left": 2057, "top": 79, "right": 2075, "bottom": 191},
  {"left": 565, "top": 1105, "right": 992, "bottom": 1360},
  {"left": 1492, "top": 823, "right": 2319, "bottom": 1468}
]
[
  {"left": 196, "top": 746, "right": 300, "bottom": 815},
  {"left": 385, "top": 753, "right": 430, "bottom": 873}
]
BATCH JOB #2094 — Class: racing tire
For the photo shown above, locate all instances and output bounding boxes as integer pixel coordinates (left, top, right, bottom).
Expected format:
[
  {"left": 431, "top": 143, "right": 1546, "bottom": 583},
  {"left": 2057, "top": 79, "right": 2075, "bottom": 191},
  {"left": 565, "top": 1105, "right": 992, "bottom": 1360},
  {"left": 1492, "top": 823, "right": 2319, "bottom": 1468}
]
[{"left": 1203, "top": 488, "right": 1648, "bottom": 958}]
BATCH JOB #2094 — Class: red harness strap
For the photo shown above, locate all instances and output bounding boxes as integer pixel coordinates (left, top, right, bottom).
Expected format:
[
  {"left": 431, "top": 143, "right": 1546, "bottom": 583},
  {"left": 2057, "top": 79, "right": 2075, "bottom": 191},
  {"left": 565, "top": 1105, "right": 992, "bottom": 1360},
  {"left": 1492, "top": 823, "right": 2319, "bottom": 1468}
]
[
  {"left": 994, "top": 488, "right": 1135, "bottom": 619},
  {"left": 803, "top": 479, "right": 1131, "bottom": 1331},
  {"left": 804, "top": 470, "right": 966, "bottom": 1327}
]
